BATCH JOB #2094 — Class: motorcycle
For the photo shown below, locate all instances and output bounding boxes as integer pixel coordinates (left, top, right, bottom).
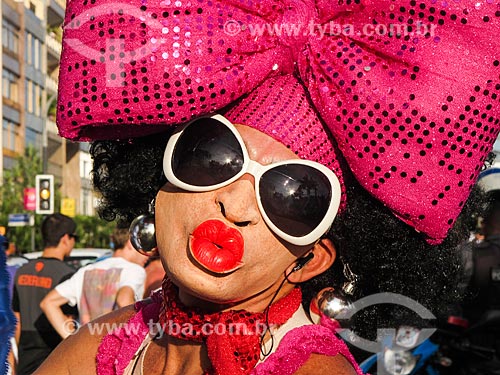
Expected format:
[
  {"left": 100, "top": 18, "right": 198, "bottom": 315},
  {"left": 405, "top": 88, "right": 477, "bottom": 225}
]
[
  {"left": 359, "top": 312, "right": 500, "bottom": 375},
  {"left": 359, "top": 326, "right": 440, "bottom": 375}
]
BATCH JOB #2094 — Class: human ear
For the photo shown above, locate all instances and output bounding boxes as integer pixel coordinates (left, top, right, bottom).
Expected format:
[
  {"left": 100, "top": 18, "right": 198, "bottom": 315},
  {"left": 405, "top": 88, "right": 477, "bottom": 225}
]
[
  {"left": 60, "top": 233, "right": 70, "bottom": 245},
  {"left": 286, "top": 238, "right": 336, "bottom": 284}
]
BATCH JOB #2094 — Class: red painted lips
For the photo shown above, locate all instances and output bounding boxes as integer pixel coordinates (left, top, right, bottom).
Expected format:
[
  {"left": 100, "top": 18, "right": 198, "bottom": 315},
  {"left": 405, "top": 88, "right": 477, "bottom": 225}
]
[{"left": 189, "top": 219, "right": 244, "bottom": 274}]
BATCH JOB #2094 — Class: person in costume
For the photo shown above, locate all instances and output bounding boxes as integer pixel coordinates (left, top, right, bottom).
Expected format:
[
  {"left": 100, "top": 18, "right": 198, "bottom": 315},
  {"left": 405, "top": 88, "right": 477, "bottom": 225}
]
[{"left": 35, "top": 0, "right": 499, "bottom": 374}]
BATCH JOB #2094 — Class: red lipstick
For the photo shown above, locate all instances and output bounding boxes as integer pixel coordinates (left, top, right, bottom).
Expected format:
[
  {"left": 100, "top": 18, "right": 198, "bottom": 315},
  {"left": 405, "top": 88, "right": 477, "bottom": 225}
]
[{"left": 189, "top": 219, "right": 244, "bottom": 274}]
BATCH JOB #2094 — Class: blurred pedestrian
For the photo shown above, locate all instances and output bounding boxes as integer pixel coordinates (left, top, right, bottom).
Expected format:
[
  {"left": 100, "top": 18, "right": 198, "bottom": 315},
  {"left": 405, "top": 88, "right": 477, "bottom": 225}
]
[
  {"left": 143, "top": 255, "right": 164, "bottom": 298},
  {"left": 12, "top": 213, "right": 77, "bottom": 374},
  {"left": 464, "top": 191, "right": 500, "bottom": 323},
  {"left": 1, "top": 231, "right": 16, "bottom": 375},
  {"left": 41, "top": 225, "right": 147, "bottom": 338}
]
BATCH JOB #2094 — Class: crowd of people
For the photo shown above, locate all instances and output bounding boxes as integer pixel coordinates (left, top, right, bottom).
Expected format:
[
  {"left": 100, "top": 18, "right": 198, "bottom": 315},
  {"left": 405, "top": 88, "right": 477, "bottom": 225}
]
[
  {"left": 0, "top": 0, "right": 499, "bottom": 374},
  {"left": 3, "top": 214, "right": 162, "bottom": 374}
]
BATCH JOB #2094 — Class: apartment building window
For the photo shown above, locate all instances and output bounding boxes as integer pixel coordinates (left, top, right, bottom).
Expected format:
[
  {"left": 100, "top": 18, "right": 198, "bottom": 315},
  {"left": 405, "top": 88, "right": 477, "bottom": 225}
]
[
  {"left": 36, "top": 36, "right": 42, "bottom": 69},
  {"left": 25, "top": 32, "right": 42, "bottom": 69},
  {"left": 25, "top": 127, "right": 41, "bottom": 149},
  {"left": 25, "top": 79, "right": 42, "bottom": 116},
  {"left": 2, "top": 69, "right": 19, "bottom": 103},
  {"left": 34, "top": 82, "right": 41, "bottom": 115},
  {"left": 2, "top": 20, "right": 19, "bottom": 54},
  {"left": 25, "top": 79, "right": 32, "bottom": 113},
  {"left": 82, "top": 190, "right": 90, "bottom": 216},
  {"left": 2, "top": 119, "right": 20, "bottom": 151},
  {"left": 82, "top": 160, "right": 91, "bottom": 178},
  {"left": 25, "top": 33, "right": 31, "bottom": 64},
  {"left": 34, "top": 38, "right": 40, "bottom": 69}
]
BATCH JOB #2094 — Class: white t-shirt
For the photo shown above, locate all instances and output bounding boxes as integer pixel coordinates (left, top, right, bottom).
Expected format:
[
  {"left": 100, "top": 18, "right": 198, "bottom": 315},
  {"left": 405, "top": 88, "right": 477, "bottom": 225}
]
[{"left": 55, "top": 257, "right": 146, "bottom": 324}]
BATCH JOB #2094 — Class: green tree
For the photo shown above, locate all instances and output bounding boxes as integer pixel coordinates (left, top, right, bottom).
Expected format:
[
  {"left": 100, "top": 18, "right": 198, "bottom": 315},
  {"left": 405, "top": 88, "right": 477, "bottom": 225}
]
[
  {"left": 0, "top": 147, "right": 116, "bottom": 253},
  {"left": 0, "top": 146, "right": 42, "bottom": 252},
  {"left": 72, "top": 215, "right": 116, "bottom": 249}
]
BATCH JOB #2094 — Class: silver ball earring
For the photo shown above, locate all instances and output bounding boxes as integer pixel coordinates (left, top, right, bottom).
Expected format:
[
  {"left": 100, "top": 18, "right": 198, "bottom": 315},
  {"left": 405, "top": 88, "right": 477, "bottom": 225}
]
[
  {"left": 310, "top": 257, "right": 359, "bottom": 327},
  {"left": 129, "top": 200, "right": 158, "bottom": 256}
]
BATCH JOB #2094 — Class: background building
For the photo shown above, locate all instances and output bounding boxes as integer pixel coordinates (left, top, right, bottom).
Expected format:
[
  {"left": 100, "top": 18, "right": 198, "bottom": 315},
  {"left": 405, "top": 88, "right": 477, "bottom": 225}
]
[{"left": 1, "top": 0, "right": 96, "bottom": 216}]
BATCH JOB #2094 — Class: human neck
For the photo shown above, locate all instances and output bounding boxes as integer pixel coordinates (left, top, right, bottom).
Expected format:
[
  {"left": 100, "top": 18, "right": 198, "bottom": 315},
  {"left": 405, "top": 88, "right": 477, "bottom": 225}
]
[
  {"left": 113, "top": 248, "right": 128, "bottom": 260},
  {"left": 176, "top": 280, "right": 296, "bottom": 314},
  {"left": 41, "top": 247, "right": 66, "bottom": 260},
  {"left": 113, "top": 245, "right": 142, "bottom": 265}
]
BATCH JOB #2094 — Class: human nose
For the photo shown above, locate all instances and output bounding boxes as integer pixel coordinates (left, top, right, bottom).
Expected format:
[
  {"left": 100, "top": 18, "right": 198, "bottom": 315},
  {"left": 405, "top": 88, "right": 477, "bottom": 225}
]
[{"left": 215, "top": 179, "right": 261, "bottom": 227}]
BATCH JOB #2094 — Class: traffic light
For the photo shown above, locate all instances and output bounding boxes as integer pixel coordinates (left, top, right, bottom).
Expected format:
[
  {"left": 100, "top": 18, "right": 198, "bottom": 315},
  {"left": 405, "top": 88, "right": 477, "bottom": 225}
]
[{"left": 36, "top": 174, "right": 54, "bottom": 214}]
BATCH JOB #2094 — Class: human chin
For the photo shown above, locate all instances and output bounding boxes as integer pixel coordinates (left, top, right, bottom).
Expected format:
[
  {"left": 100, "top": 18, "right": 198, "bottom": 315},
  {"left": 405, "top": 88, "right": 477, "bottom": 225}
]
[{"left": 166, "top": 269, "right": 248, "bottom": 307}]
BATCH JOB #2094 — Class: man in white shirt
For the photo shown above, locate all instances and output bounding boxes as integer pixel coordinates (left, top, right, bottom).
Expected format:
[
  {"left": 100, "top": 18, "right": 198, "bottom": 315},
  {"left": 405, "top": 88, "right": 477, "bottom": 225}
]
[{"left": 40, "top": 227, "right": 148, "bottom": 338}]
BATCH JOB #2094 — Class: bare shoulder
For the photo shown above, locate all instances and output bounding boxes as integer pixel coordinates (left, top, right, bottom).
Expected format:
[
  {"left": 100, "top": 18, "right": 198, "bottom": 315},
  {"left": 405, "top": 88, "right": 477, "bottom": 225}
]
[
  {"left": 294, "top": 353, "right": 358, "bottom": 375},
  {"left": 34, "top": 304, "right": 138, "bottom": 375}
]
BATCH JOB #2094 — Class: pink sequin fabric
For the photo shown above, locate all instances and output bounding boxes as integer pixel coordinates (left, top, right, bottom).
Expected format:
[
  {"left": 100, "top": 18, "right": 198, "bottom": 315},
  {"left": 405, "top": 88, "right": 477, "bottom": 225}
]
[
  {"left": 251, "top": 324, "right": 364, "bottom": 375},
  {"left": 95, "top": 291, "right": 364, "bottom": 375},
  {"left": 96, "top": 296, "right": 161, "bottom": 375},
  {"left": 57, "top": 0, "right": 500, "bottom": 243}
]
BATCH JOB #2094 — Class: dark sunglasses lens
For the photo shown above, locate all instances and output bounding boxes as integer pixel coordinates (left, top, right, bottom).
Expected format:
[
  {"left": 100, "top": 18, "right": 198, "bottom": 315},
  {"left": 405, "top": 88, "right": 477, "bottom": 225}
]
[
  {"left": 171, "top": 118, "right": 244, "bottom": 186},
  {"left": 260, "top": 165, "right": 332, "bottom": 237}
]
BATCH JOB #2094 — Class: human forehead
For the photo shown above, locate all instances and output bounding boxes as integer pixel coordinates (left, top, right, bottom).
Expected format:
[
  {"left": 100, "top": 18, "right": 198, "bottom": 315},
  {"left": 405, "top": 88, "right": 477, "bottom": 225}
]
[{"left": 233, "top": 123, "right": 299, "bottom": 164}]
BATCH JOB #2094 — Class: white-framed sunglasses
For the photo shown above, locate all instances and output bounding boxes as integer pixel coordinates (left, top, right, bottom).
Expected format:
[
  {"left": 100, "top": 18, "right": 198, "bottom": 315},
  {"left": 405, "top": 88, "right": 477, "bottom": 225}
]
[{"left": 163, "top": 114, "right": 342, "bottom": 246}]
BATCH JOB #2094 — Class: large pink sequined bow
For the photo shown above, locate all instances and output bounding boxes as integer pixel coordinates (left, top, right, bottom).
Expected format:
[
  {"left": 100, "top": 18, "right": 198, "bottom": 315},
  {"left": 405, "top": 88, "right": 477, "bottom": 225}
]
[{"left": 57, "top": 0, "right": 500, "bottom": 243}]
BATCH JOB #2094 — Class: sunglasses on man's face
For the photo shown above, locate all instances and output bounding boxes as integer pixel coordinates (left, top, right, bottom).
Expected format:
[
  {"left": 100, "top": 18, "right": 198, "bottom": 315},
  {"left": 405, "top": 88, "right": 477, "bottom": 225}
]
[{"left": 163, "top": 115, "right": 342, "bottom": 246}]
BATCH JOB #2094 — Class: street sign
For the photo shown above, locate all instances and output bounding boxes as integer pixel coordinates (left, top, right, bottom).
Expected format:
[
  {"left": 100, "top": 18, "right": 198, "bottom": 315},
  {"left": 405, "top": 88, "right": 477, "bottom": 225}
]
[
  {"left": 8, "top": 213, "right": 33, "bottom": 227},
  {"left": 24, "top": 188, "right": 36, "bottom": 211},
  {"left": 61, "top": 198, "right": 76, "bottom": 217}
]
